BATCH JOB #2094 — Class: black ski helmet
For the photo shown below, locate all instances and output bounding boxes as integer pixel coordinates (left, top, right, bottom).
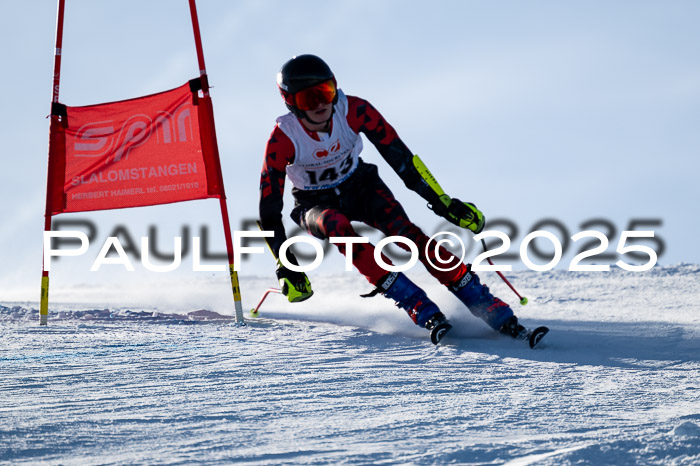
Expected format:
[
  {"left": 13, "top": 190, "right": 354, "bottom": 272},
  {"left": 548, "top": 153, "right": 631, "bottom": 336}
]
[{"left": 277, "top": 54, "right": 338, "bottom": 118}]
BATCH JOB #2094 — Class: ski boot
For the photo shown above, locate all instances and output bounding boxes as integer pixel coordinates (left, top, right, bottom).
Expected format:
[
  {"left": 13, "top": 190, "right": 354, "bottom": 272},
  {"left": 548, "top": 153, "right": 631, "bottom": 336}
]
[
  {"left": 500, "top": 316, "right": 550, "bottom": 349},
  {"left": 370, "top": 272, "right": 452, "bottom": 344},
  {"left": 499, "top": 315, "right": 528, "bottom": 340},
  {"left": 448, "top": 269, "right": 514, "bottom": 332}
]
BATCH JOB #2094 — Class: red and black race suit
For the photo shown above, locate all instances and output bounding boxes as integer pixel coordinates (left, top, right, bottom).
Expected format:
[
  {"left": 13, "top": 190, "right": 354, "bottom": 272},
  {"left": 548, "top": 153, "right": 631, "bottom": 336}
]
[{"left": 259, "top": 95, "right": 466, "bottom": 285}]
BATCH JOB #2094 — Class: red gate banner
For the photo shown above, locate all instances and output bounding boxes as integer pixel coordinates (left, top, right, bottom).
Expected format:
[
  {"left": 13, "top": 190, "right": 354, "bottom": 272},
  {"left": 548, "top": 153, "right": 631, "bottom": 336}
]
[{"left": 46, "top": 80, "right": 224, "bottom": 214}]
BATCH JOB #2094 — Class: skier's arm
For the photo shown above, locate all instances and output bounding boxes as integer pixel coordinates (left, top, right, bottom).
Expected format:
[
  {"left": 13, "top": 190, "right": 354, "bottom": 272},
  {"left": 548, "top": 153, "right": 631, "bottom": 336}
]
[
  {"left": 258, "top": 127, "right": 292, "bottom": 262},
  {"left": 345, "top": 96, "right": 439, "bottom": 203},
  {"left": 346, "top": 96, "right": 484, "bottom": 233},
  {"left": 411, "top": 155, "right": 484, "bottom": 233},
  {"left": 258, "top": 127, "right": 313, "bottom": 302}
]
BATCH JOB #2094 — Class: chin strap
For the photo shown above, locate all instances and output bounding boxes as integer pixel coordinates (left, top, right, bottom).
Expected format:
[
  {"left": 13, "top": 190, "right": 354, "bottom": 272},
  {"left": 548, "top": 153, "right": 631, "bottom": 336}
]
[{"left": 302, "top": 105, "right": 335, "bottom": 131}]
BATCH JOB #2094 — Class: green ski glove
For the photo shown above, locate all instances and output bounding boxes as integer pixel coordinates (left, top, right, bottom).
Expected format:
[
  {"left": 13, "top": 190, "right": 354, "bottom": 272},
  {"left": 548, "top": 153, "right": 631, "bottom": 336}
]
[
  {"left": 276, "top": 264, "right": 313, "bottom": 303},
  {"left": 435, "top": 195, "right": 485, "bottom": 234}
]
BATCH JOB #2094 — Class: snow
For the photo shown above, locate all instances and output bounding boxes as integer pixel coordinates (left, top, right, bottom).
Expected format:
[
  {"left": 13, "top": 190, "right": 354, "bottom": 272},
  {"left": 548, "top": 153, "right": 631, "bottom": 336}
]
[{"left": 1, "top": 264, "right": 699, "bottom": 464}]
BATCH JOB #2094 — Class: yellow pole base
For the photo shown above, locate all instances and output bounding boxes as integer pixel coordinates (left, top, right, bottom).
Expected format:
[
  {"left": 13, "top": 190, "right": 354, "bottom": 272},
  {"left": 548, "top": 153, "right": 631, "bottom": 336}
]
[{"left": 40, "top": 275, "right": 49, "bottom": 326}]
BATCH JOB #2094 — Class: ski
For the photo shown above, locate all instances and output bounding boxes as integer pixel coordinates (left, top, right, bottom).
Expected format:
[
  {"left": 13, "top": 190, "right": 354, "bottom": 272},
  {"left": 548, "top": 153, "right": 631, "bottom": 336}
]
[
  {"left": 525, "top": 326, "right": 549, "bottom": 348},
  {"left": 430, "top": 321, "right": 453, "bottom": 345}
]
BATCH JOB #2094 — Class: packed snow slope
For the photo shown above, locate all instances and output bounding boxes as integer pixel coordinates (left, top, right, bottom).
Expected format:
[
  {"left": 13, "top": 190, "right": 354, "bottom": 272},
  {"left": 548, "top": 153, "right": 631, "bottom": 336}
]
[{"left": 1, "top": 264, "right": 699, "bottom": 464}]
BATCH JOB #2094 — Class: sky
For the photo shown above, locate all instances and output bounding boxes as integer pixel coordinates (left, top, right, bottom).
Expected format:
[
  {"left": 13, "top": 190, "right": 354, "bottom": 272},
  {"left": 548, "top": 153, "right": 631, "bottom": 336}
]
[{"left": 0, "top": 0, "right": 698, "bottom": 306}]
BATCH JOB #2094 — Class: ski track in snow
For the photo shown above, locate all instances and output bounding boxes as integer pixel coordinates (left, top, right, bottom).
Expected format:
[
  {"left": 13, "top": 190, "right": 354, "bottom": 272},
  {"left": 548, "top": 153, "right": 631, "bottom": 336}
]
[{"left": 1, "top": 265, "right": 699, "bottom": 464}]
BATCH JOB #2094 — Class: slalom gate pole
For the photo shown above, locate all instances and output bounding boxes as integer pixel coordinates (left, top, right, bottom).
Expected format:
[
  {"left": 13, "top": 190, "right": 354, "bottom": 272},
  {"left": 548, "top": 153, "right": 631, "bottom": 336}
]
[
  {"left": 40, "top": 0, "right": 67, "bottom": 326},
  {"left": 188, "top": 0, "right": 245, "bottom": 323},
  {"left": 480, "top": 239, "right": 528, "bottom": 305}
]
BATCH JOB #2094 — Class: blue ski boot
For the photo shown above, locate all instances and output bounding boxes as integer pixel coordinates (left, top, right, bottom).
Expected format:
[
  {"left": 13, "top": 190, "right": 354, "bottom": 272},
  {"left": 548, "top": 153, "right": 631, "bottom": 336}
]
[
  {"left": 498, "top": 315, "right": 528, "bottom": 340},
  {"left": 448, "top": 268, "right": 516, "bottom": 333},
  {"left": 371, "top": 272, "right": 452, "bottom": 344}
]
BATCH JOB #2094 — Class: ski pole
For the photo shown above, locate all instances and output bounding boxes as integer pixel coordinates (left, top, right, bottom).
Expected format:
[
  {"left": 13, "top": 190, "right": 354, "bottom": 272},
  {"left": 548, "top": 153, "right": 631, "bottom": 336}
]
[
  {"left": 250, "top": 287, "right": 283, "bottom": 317},
  {"left": 250, "top": 220, "right": 285, "bottom": 316},
  {"left": 480, "top": 238, "right": 528, "bottom": 305},
  {"left": 411, "top": 155, "right": 529, "bottom": 305}
]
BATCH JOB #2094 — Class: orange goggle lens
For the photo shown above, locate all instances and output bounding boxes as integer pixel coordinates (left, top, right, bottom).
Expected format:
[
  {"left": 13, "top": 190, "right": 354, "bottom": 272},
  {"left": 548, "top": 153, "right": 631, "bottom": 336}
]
[{"left": 293, "top": 80, "right": 337, "bottom": 111}]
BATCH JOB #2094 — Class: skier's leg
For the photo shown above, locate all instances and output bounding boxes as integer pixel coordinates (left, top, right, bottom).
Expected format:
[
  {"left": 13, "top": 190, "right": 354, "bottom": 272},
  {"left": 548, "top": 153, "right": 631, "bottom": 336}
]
[
  {"left": 300, "top": 206, "right": 444, "bottom": 328},
  {"left": 447, "top": 268, "right": 517, "bottom": 333},
  {"left": 301, "top": 205, "right": 386, "bottom": 285},
  {"left": 370, "top": 271, "right": 446, "bottom": 329},
  {"left": 362, "top": 184, "right": 468, "bottom": 285},
  {"left": 361, "top": 181, "right": 520, "bottom": 334}
]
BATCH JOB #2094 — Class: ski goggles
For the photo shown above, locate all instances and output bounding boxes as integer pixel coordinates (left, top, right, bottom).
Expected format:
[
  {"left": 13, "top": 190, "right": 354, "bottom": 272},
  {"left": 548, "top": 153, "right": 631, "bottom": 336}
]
[{"left": 289, "top": 79, "right": 337, "bottom": 111}]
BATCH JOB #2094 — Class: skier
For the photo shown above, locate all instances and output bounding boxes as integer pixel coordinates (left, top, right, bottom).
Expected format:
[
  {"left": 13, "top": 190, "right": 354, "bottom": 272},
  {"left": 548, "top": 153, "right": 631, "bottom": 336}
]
[{"left": 258, "top": 54, "right": 530, "bottom": 344}]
